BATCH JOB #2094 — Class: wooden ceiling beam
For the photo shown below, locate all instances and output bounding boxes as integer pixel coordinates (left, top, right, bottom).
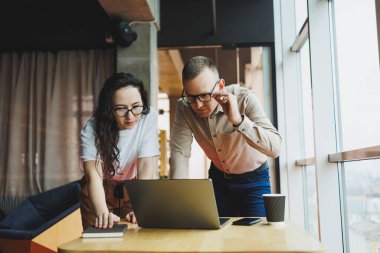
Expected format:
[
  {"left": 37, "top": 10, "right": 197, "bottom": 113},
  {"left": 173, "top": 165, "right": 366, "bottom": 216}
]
[
  {"left": 98, "top": 0, "right": 158, "bottom": 26},
  {"left": 158, "top": 50, "right": 183, "bottom": 97},
  {"left": 168, "top": 50, "right": 184, "bottom": 80}
]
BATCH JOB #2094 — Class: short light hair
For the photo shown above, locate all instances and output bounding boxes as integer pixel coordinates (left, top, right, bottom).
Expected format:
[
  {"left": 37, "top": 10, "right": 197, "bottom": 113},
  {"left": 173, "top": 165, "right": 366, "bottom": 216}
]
[{"left": 182, "top": 56, "right": 219, "bottom": 81}]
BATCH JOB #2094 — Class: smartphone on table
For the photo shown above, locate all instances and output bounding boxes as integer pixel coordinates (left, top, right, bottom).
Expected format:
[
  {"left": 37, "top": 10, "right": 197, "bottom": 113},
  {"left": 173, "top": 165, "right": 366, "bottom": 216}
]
[{"left": 232, "top": 217, "right": 261, "bottom": 226}]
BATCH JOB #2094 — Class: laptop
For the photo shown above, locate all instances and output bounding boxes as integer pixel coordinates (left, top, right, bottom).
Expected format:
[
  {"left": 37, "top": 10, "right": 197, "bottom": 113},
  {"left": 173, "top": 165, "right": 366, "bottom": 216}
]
[{"left": 124, "top": 179, "right": 230, "bottom": 229}]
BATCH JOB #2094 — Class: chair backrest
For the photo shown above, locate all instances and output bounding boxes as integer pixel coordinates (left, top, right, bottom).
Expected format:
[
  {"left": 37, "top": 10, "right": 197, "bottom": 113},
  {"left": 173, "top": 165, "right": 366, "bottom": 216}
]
[
  {"left": 0, "top": 209, "right": 5, "bottom": 221},
  {"left": 0, "top": 180, "right": 81, "bottom": 240},
  {"left": 29, "top": 180, "right": 81, "bottom": 222}
]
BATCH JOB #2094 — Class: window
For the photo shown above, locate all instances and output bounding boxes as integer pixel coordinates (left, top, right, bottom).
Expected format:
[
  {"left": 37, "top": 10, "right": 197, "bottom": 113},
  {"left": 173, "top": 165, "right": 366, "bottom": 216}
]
[
  {"left": 295, "top": 0, "right": 308, "bottom": 32},
  {"left": 343, "top": 160, "right": 380, "bottom": 253},
  {"left": 275, "top": 0, "right": 380, "bottom": 252},
  {"left": 333, "top": 0, "right": 380, "bottom": 150},
  {"left": 299, "top": 40, "right": 319, "bottom": 239},
  {"left": 332, "top": 0, "right": 380, "bottom": 252}
]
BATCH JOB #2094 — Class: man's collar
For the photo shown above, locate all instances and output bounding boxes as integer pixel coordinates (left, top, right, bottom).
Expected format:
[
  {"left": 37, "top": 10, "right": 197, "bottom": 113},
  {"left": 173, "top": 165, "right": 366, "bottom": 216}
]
[{"left": 210, "top": 102, "right": 224, "bottom": 116}]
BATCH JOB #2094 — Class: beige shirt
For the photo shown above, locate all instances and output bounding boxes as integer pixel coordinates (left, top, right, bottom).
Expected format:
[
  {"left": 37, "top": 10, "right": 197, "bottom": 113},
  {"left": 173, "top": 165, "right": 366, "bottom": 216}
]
[{"left": 170, "top": 85, "right": 282, "bottom": 178}]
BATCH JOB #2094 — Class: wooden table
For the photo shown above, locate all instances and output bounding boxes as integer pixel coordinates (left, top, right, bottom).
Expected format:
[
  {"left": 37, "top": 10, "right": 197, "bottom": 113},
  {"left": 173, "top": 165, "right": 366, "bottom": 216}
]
[{"left": 58, "top": 218, "right": 326, "bottom": 253}]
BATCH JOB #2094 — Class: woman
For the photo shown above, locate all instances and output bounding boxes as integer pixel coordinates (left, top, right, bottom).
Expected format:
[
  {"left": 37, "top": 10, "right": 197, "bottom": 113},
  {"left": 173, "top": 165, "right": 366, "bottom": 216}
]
[{"left": 80, "top": 72, "right": 159, "bottom": 229}]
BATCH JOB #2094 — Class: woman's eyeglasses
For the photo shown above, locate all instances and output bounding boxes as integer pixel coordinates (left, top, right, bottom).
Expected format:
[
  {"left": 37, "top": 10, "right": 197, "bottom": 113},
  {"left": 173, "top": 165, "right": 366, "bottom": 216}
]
[
  {"left": 114, "top": 106, "right": 146, "bottom": 117},
  {"left": 181, "top": 80, "right": 220, "bottom": 104}
]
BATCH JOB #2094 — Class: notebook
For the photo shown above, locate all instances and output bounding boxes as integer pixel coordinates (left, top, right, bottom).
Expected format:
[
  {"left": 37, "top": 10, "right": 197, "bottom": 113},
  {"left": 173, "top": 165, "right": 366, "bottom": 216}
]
[
  {"left": 124, "top": 179, "right": 230, "bottom": 229},
  {"left": 82, "top": 224, "right": 128, "bottom": 238}
]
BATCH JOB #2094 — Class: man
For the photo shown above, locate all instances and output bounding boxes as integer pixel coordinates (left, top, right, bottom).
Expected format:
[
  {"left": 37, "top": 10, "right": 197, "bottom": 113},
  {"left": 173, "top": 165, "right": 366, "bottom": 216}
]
[{"left": 170, "top": 56, "right": 282, "bottom": 217}]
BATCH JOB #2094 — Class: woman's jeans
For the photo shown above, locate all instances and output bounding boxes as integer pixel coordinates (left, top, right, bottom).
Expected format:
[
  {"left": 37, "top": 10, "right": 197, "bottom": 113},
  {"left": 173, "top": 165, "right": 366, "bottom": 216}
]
[{"left": 208, "top": 161, "right": 271, "bottom": 217}]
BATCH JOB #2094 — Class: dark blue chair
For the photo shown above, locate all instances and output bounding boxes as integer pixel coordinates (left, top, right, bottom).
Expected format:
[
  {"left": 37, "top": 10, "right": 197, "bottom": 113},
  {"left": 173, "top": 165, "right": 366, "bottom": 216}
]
[{"left": 0, "top": 181, "right": 82, "bottom": 253}]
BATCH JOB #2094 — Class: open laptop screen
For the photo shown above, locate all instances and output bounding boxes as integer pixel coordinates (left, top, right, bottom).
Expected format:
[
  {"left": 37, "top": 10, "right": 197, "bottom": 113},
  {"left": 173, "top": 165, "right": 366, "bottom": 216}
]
[{"left": 124, "top": 179, "right": 229, "bottom": 229}]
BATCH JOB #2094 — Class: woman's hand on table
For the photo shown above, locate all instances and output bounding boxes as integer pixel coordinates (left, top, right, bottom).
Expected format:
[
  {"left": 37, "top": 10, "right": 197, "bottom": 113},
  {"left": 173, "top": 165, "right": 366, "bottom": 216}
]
[
  {"left": 95, "top": 212, "right": 120, "bottom": 228},
  {"left": 126, "top": 211, "right": 137, "bottom": 224}
]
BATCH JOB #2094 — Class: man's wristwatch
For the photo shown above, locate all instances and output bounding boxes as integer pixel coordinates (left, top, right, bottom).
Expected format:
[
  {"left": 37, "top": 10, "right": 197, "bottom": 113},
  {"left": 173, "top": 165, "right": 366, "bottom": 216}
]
[{"left": 233, "top": 115, "right": 244, "bottom": 127}]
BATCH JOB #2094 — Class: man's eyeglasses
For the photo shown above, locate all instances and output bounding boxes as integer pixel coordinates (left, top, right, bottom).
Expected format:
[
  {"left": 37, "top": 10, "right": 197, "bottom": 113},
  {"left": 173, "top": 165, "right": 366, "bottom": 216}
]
[
  {"left": 114, "top": 106, "right": 146, "bottom": 117},
  {"left": 182, "top": 80, "right": 220, "bottom": 104}
]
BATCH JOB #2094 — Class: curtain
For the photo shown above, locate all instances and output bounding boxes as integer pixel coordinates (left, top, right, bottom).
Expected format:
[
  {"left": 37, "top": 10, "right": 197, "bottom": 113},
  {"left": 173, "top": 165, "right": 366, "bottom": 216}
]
[{"left": 0, "top": 49, "right": 115, "bottom": 213}]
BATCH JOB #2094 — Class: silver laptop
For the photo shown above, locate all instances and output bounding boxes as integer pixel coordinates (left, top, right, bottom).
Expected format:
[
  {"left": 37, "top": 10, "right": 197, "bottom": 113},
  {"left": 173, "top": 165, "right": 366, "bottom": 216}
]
[{"left": 124, "top": 179, "right": 230, "bottom": 229}]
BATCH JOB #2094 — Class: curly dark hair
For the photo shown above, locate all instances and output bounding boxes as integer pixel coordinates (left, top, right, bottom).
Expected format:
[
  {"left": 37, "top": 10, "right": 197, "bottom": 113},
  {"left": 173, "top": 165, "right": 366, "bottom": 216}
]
[{"left": 93, "top": 72, "right": 150, "bottom": 178}]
